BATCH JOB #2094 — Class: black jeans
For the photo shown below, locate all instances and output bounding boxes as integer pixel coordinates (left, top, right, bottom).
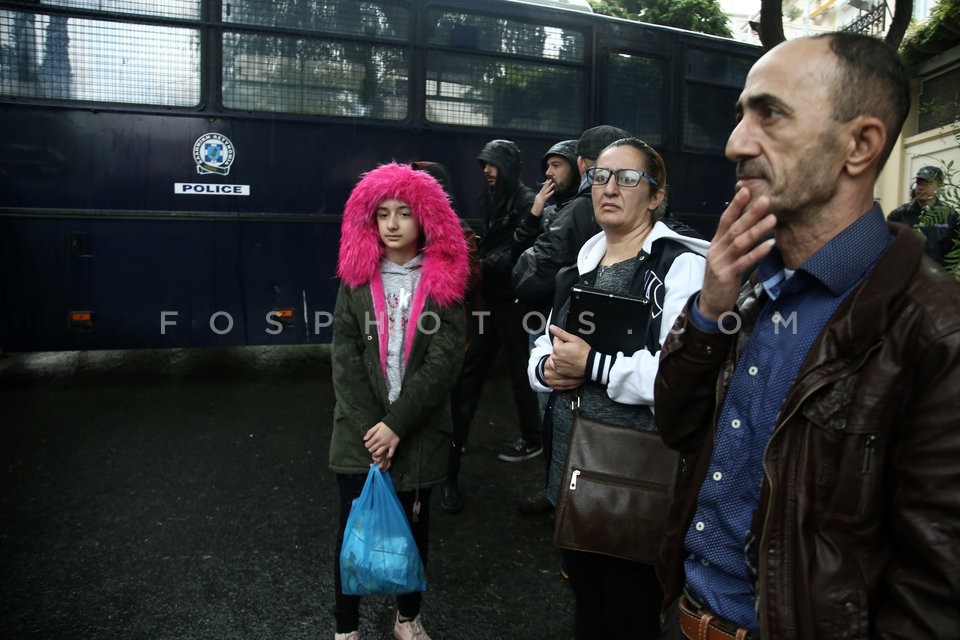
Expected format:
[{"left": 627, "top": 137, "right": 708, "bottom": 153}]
[
  {"left": 333, "top": 473, "right": 432, "bottom": 634},
  {"left": 448, "top": 297, "right": 542, "bottom": 480},
  {"left": 561, "top": 548, "right": 664, "bottom": 639},
  {"left": 658, "top": 597, "right": 684, "bottom": 640}
]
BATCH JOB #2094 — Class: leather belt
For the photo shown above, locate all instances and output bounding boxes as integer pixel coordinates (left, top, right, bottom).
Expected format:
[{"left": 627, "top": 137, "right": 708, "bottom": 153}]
[{"left": 678, "top": 594, "right": 754, "bottom": 640}]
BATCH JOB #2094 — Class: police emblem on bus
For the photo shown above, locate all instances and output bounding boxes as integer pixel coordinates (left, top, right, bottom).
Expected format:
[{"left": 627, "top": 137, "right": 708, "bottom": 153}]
[{"left": 193, "top": 133, "right": 235, "bottom": 176}]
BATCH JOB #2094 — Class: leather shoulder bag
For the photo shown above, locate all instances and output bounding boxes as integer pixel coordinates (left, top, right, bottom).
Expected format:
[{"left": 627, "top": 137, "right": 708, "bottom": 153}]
[{"left": 554, "top": 392, "right": 680, "bottom": 565}]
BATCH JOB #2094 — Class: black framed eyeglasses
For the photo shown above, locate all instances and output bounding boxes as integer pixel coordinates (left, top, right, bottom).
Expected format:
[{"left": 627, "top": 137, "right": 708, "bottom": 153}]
[{"left": 587, "top": 167, "right": 658, "bottom": 188}]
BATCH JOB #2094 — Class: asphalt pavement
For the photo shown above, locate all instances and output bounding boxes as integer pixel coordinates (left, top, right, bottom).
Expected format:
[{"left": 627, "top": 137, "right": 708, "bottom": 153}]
[{"left": 0, "top": 346, "right": 575, "bottom": 639}]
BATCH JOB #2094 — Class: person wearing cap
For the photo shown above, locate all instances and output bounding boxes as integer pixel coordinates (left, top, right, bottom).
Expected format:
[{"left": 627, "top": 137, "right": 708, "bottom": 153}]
[{"left": 889, "top": 165, "right": 959, "bottom": 268}]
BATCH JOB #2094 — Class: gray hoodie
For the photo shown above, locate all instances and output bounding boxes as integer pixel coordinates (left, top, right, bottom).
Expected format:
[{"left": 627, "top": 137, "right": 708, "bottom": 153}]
[{"left": 380, "top": 254, "right": 424, "bottom": 402}]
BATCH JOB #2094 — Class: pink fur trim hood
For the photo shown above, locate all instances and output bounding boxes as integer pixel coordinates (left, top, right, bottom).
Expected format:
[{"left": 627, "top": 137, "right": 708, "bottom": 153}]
[{"left": 337, "top": 162, "right": 469, "bottom": 307}]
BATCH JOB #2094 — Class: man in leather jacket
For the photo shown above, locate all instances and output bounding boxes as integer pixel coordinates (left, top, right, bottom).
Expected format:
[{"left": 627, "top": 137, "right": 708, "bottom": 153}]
[{"left": 654, "top": 33, "right": 960, "bottom": 639}]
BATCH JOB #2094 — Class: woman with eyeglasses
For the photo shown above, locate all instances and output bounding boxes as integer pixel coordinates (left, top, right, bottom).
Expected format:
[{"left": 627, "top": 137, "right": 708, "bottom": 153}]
[{"left": 527, "top": 138, "right": 710, "bottom": 638}]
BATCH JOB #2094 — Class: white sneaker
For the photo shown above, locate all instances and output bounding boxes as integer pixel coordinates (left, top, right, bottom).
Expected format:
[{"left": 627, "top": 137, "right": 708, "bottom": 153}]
[
  {"left": 393, "top": 613, "right": 431, "bottom": 640},
  {"left": 334, "top": 632, "right": 359, "bottom": 640}
]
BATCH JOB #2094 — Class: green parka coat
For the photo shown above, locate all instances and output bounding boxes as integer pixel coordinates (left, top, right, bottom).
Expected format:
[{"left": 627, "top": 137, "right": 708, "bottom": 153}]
[
  {"left": 330, "top": 286, "right": 464, "bottom": 491},
  {"left": 329, "top": 162, "right": 469, "bottom": 492}
]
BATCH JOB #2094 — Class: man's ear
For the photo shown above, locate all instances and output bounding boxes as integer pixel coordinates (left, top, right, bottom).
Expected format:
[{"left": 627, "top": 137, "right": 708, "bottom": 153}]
[
  {"left": 845, "top": 115, "right": 886, "bottom": 178},
  {"left": 577, "top": 156, "right": 590, "bottom": 176}
]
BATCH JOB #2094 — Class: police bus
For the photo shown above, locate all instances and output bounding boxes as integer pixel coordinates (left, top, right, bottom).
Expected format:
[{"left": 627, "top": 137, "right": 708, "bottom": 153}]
[{"left": 0, "top": 0, "right": 759, "bottom": 352}]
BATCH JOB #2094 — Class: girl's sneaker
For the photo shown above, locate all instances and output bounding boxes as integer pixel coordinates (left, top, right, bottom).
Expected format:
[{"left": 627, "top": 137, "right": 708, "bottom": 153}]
[
  {"left": 393, "top": 613, "right": 431, "bottom": 640},
  {"left": 334, "top": 632, "right": 359, "bottom": 640}
]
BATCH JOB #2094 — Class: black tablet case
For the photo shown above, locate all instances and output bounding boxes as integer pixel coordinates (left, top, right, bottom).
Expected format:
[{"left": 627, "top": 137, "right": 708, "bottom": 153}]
[{"left": 564, "top": 285, "right": 652, "bottom": 355}]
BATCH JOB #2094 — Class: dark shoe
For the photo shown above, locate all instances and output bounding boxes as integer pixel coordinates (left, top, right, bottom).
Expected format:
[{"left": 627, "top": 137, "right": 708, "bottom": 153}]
[
  {"left": 517, "top": 490, "right": 553, "bottom": 515},
  {"left": 497, "top": 439, "right": 542, "bottom": 462},
  {"left": 438, "top": 481, "right": 464, "bottom": 514}
]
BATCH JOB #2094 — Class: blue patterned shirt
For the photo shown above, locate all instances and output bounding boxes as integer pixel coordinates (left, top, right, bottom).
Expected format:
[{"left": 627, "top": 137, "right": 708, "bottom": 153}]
[{"left": 683, "top": 205, "right": 893, "bottom": 629}]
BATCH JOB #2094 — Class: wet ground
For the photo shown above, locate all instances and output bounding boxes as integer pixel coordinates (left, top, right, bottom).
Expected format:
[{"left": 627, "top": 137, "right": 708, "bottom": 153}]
[{"left": 0, "top": 346, "right": 574, "bottom": 639}]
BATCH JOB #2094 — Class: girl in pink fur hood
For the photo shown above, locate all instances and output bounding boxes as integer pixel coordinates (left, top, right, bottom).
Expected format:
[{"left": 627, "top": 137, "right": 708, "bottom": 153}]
[{"left": 329, "top": 163, "right": 468, "bottom": 640}]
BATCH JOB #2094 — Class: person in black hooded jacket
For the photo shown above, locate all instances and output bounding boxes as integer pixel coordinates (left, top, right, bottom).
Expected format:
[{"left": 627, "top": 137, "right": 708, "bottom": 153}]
[
  {"left": 511, "top": 125, "right": 630, "bottom": 325},
  {"left": 512, "top": 139, "right": 581, "bottom": 259},
  {"left": 440, "top": 139, "right": 542, "bottom": 514},
  {"left": 474, "top": 139, "right": 537, "bottom": 299}
]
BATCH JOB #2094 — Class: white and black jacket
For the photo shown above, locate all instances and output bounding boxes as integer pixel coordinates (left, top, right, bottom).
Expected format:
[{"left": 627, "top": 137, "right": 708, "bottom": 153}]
[{"left": 527, "top": 221, "right": 709, "bottom": 406}]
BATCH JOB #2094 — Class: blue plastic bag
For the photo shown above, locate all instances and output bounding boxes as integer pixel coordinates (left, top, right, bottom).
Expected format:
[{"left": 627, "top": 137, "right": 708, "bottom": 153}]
[{"left": 339, "top": 466, "right": 427, "bottom": 595}]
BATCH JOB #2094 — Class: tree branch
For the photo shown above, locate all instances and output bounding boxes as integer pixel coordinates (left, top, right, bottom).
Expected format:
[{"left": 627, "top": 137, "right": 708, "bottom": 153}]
[{"left": 759, "top": 0, "right": 786, "bottom": 51}]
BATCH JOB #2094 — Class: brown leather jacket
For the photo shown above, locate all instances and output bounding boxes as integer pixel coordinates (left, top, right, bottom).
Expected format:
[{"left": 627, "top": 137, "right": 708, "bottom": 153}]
[{"left": 654, "top": 225, "right": 960, "bottom": 639}]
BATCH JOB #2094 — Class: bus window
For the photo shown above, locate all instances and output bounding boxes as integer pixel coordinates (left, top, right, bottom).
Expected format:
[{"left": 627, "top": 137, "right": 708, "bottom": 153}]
[
  {"left": 222, "top": 32, "right": 409, "bottom": 119},
  {"left": 683, "top": 48, "right": 754, "bottom": 152},
  {"left": 221, "top": 0, "right": 410, "bottom": 42},
  {"left": 424, "top": 8, "right": 585, "bottom": 133},
  {"left": 684, "top": 84, "right": 741, "bottom": 151},
  {"left": 0, "top": 10, "right": 200, "bottom": 105},
  {"left": 686, "top": 47, "right": 754, "bottom": 86},
  {"left": 428, "top": 9, "right": 584, "bottom": 60},
  {"left": 605, "top": 52, "right": 666, "bottom": 146},
  {"left": 425, "top": 54, "right": 583, "bottom": 132},
  {"left": 43, "top": 0, "right": 200, "bottom": 20}
]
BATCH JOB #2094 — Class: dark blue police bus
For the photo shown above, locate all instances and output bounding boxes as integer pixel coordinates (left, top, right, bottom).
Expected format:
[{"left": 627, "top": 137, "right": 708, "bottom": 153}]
[{"left": 0, "top": 0, "right": 759, "bottom": 352}]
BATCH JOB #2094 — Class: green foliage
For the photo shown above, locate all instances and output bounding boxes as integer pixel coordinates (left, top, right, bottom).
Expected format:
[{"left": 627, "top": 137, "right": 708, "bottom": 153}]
[
  {"left": 900, "top": 0, "right": 960, "bottom": 68},
  {"left": 589, "top": 0, "right": 733, "bottom": 39},
  {"left": 589, "top": 0, "right": 642, "bottom": 20},
  {"left": 900, "top": 2, "right": 960, "bottom": 278},
  {"left": 919, "top": 95, "right": 960, "bottom": 130}
]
